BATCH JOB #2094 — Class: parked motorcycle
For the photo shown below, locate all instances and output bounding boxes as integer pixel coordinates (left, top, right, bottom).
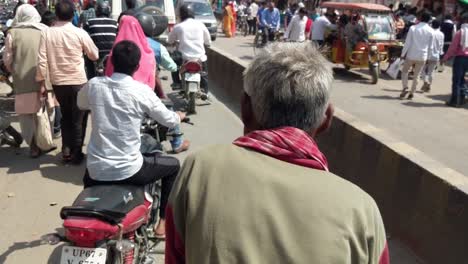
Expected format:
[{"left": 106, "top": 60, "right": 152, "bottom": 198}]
[
  {"left": 0, "top": 110, "right": 23, "bottom": 147},
  {"left": 46, "top": 115, "right": 191, "bottom": 264},
  {"left": 180, "top": 60, "right": 207, "bottom": 114}
]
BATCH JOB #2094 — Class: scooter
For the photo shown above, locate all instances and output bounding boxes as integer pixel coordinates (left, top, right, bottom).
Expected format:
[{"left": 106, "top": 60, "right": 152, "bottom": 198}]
[
  {"left": 46, "top": 116, "right": 191, "bottom": 264},
  {"left": 0, "top": 110, "right": 23, "bottom": 147},
  {"left": 180, "top": 60, "right": 207, "bottom": 115}
]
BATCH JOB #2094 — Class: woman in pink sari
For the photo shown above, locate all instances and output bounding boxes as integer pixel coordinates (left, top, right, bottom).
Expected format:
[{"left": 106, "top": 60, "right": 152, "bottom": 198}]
[{"left": 105, "top": 15, "right": 166, "bottom": 98}]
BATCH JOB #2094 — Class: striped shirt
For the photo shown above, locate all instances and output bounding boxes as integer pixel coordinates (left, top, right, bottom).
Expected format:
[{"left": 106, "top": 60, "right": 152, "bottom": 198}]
[{"left": 85, "top": 17, "right": 118, "bottom": 58}]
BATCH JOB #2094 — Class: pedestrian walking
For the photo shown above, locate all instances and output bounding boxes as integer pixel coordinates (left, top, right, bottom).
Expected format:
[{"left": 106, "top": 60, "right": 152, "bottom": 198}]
[
  {"left": 84, "top": 1, "right": 117, "bottom": 79},
  {"left": 37, "top": 0, "right": 99, "bottom": 164},
  {"left": 284, "top": 7, "right": 308, "bottom": 42},
  {"left": 4, "top": 4, "right": 51, "bottom": 157},
  {"left": 439, "top": 14, "right": 457, "bottom": 72},
  {"left": 400, "top": 12, "right": 434, "bottom": 100},
  {"left": 284, "top": 3, "right": 298, "bottom": 29},
  {"left": 223, "top": 1, "right": 236, "bottom": 37},
  {"left": 311, "top": 13, "right": 334, "bottom": 46},
  {"left": 40, "top": 10, "right": 62, "bottom": 139},
  {"left": 421, "top": 20, "right": 444, "bottom": 93},
  {"left": 442, "top": 13, "right": 468, "bottom": 107},
  {"left": 79, "top": 0, "right": 96, "bottom": 27},
  {"left": 247, "top": 0, "right": 258, "bottom": 35}
]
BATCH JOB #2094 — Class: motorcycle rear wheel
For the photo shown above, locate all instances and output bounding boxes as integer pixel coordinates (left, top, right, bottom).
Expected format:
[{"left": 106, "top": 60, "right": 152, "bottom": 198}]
[{"left": 187, "top": 92, "right": 196, "bottom": 115}]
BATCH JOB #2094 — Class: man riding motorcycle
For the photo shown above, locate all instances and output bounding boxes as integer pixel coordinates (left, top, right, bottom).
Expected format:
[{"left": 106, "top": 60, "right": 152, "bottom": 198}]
[
  {"left": 136, "top": 12, "right": 190, "bottom": 153},
  {"left": 77, "top": 40, "right": 184, "bottom": 239},
  {"left": 260, "top": 1, "right": 280, "bottom": 44},
  {"left": 168, "top": 4, "right": 211, "bottom": 96}
]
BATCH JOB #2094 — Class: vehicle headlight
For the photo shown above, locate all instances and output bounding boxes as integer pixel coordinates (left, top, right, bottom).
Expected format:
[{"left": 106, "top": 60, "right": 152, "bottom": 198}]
[{"left": 370, "top": 46, "right": 378, "bottom": 51}]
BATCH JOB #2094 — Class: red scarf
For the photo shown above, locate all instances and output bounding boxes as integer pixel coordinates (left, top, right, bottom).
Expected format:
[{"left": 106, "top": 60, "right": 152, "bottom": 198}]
[{"left": 233, "top": 127, "right": 329, "bottom": 171}]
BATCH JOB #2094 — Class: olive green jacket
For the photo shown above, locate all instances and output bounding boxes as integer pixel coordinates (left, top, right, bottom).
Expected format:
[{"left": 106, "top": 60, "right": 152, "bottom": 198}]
[
  {"left": 9, "top": 27, "right": 42, "bottom": 95},
  {"left": 166, "top": 145, "right": 389, "bottom": 264}
]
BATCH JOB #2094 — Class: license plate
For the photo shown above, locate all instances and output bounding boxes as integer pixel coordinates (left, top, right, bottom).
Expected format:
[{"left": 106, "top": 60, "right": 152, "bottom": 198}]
[
  {"left": 188, "top": 82, "right": 198, "bottom": 92},
  {"left": 60, "top": 246, "right": 107, "bottom": 264},
  {"left": 184, "top": 73, "right": 201, "bottom": 82}
]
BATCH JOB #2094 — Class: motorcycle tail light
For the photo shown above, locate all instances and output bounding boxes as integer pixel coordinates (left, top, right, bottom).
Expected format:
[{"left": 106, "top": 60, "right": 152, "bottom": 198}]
[
  {"left": 66, "top": 228, "right": 113, "bottom": 247},
  {"left": 184, "top": 62, "right": 202, "bottom": 73}
]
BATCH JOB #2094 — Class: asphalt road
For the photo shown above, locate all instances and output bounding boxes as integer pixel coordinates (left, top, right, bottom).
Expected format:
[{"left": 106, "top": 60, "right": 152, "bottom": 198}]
[{"left": 213, "top": 33, "right": 468, "bottom": 177}]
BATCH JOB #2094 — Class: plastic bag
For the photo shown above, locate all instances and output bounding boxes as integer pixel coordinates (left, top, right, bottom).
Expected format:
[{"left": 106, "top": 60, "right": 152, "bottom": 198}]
[
  {"left": 386, "top": 58, "right": 403, "bottom": 79},
  {"left": 35, "top": 102, "right": 56, "bottom": 151}
]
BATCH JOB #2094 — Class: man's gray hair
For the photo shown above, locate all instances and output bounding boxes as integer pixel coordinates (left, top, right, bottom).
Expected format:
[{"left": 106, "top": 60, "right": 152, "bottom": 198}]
[{"left": 243, "top": 42, "right": 333, "bottom": 131}]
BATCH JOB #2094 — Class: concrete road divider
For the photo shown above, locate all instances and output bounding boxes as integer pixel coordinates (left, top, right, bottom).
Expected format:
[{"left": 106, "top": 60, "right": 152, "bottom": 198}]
[{"left": 207, "top": 46, "right": 468, "bottom": 264}]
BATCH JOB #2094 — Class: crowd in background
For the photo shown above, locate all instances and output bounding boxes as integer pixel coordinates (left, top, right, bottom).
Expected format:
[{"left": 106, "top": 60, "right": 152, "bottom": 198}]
[{"left": 219, "top": 0, "right": 468, "bottom": 106}]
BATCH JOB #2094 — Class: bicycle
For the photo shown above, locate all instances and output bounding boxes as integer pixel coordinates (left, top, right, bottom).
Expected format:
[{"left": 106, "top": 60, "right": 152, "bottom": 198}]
[{"left": 237, "top": 14, "right": 249, "bottom": 37}]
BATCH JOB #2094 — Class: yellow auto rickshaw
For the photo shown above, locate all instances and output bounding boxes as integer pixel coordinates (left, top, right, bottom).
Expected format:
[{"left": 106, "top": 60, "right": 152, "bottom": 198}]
[{"left": 320, "top": 2, "right": 401, "bottom": 84}]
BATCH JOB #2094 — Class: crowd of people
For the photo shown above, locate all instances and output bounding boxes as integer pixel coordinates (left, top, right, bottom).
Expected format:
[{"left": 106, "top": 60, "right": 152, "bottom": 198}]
[
  {"left": 6, "top": 0, "right": 215, "bottom": 237},
  {"left": 219, "top": 0, "right": 468, "bottom": 107},
  {"left": 395, "top": 5, "right": 468, "bottom": 106}
]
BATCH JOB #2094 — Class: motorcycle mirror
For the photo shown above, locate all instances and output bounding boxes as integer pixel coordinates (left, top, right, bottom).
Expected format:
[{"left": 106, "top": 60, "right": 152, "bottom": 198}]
[{"left": 5, "top": 19, "right": 12, "bottom": 28}]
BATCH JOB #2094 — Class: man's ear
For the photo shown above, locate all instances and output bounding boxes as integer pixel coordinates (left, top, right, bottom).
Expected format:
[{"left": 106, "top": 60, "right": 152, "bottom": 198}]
[
  {"left": 315, "top": 103, "right": 334, "bottom": 136},
  {"left": 241, "top": 92, "right": 256, "bottom": 135}
]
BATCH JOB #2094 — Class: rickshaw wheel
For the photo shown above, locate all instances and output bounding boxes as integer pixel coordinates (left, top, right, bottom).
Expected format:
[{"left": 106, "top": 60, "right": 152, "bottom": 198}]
[{"left": 369, "top": 63, "right": 379, "bottom": 84}]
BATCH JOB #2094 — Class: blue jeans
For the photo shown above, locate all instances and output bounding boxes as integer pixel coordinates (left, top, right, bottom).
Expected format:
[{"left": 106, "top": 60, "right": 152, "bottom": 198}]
[
  {"left": 54, "top": 106, "right": 62, "bottom": 134},
  {"left": 164, "top": 104, "right": 184, "bottom": 150},
  {"left": 450, "top": 56, "right": 468, "bottom": 104},
  {"left": 169, "top": 125, "right": 183, "bottom": 150}
]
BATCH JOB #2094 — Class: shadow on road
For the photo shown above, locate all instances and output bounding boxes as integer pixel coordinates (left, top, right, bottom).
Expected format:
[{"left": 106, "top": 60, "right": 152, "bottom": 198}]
[
  {"left": 361, "top": 95, "right": 399, "bottom": 101},
  {"left": 402, "top": 101, "right": 447, "bottom": 108},
  {"left": 0, "top": 144, "right": 85, "bottom": 185},
  {"left": 239, "top": 55, "right": 254, "bottom": 61},
  {"left": 40, "top": 163, "right": 85, "bottom": 186},
  {"left": 0, "top": 228, "right": 64, "bottom": 263}
]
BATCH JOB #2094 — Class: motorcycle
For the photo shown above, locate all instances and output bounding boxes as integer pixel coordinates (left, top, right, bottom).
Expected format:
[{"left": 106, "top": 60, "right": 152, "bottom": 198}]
[
  {"left": 46, "top": 114, "right": 191, "bottom": 264},
  {"left": 180, "top": 60, "right": 207, "bottom": 115},
  {"left": 0, "top": 110, "right": 23, "bottom": 147}
]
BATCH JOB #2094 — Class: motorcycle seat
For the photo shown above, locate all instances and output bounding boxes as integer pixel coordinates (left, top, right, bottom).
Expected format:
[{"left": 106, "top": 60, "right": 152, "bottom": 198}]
[{"left": 60, "top": 185, "right": 145, "bottom": 225}]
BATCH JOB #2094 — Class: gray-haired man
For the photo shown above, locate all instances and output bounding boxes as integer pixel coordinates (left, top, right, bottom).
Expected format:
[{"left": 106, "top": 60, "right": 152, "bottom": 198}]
[{"left": 165, "top": 42, "right": 390, "bottom": 264}]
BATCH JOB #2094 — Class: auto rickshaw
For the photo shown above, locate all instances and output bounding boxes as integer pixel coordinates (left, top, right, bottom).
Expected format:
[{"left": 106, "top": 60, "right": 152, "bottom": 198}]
[{"left": 320, "top": 2, "right": 401, "bottom": 84}]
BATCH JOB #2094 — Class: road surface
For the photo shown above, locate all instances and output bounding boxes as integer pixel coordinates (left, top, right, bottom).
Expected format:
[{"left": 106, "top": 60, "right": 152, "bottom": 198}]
[{"left": 213, "top": 34, "right": 468, "bottom": 177}]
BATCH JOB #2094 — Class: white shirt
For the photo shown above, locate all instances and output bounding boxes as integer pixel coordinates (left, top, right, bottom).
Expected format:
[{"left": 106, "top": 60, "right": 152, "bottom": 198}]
[
  {"left": 429, "top": 28, "right": 445, "bottom": 61},
  {"left": 77, "top": 73, "right": 180, "bottom": 181},
  {"left": 285, "top": 15, "right": 307, "bottom": 42},
  {"left": 168, "top": 18, "right": 211, "bottom": 62},
  {"left": 248, "top": 2, "right": 258, "bottom": 20},
  {"left": 311, "top": 15, "right": 331, "bottom": 41},
  {"left": 402, "top": 22, "right": 435, "bottom": 61}
]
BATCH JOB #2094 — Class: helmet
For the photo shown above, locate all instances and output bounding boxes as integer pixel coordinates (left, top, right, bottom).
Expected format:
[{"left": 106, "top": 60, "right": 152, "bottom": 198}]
[
  {"left": 135, "top": 12, "right": 156, "bottom": 37},
  {"left": 179, "top": 4, "right": 195, "bottom": 21},
  {"left": 96, "top": 1, "right": 111, "bottom": 17}
]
